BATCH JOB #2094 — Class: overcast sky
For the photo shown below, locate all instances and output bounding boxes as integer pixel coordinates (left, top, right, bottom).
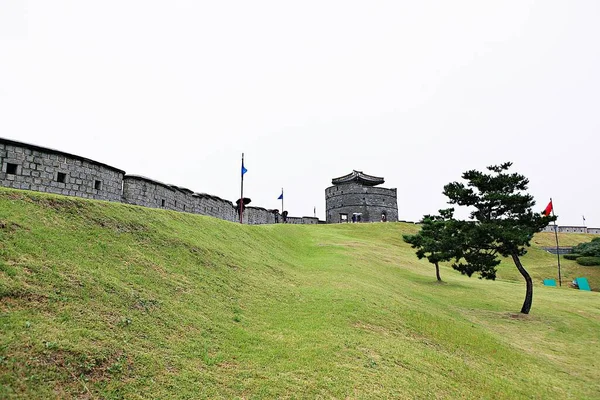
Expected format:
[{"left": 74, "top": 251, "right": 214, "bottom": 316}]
[{"left": 1, "top": 1, "right": 598, "bottom": 225}]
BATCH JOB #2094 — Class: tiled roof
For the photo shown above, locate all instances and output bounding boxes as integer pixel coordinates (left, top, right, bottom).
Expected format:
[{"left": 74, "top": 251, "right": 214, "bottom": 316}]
[{"left": 331, "top": 170, "right": 384, "bottom": 186}]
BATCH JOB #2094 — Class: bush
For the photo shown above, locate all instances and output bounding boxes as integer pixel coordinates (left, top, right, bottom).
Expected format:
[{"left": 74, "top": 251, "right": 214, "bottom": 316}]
[
  {"left": 576, "top": 256, "right": 600, "bottom": 266},
  {"left": 564, "top": 253, "right": 581, "bottom": 260},
  {"left": 572, "top": 240, "right": 600, "bottom": 257}
]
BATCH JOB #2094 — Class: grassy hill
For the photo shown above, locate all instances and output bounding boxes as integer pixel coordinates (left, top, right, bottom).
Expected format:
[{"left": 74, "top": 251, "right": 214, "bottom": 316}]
[{"left": 1, "top": 188, "right": 599, "bottom": 399}]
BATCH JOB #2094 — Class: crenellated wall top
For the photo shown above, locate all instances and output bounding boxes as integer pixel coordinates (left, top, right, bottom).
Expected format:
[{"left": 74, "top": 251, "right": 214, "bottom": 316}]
[{"left": 0, "top": 137, "right": 125, "bottom": 175}]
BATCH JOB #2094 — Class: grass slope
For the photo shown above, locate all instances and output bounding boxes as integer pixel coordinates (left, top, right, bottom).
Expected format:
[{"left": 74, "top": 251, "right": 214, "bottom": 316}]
[{"left": 1, "top": 188, "right": 599, "bottom": 399}]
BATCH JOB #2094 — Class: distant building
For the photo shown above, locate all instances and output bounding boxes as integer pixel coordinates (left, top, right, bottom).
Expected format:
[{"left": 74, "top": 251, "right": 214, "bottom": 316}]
[
  {"left": 325, "top": 170, "right": 398, "bottom": 223},
  {"left": 541, "top": 225, "right": 600, "bottom": 235}
]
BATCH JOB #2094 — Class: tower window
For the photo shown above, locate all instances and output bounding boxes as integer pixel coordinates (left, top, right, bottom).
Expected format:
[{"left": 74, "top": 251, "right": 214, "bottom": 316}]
[
  {"left": 161, "top": 199, "right": 165, "bottom": 207},
  {"left": 94, "top": 180, "right": 102, "bottom": 190},
  {"left": 6, "top": 163, "right": 18, "bottom": 175},
  {"left": 57, "top": 172, "right": 67, "bottom": 183}
]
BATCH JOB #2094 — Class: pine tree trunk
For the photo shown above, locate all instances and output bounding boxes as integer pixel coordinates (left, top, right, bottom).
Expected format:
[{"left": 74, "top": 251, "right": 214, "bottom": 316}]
[
  {"left": 511, "top": 252, "right": 533, "bottom": 314},
  {"left": 435, "top": 261, "right": 441, "bottom": 282}
]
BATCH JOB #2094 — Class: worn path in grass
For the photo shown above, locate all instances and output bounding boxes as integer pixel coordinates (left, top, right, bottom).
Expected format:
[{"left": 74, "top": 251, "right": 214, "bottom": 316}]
[{"left": 0, "top": 188, "right": 598, "bottom": 399}]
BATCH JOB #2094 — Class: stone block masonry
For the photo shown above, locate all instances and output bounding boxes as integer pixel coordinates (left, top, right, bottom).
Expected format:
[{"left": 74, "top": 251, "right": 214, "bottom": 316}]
[
  {"left": 0, "top": 137, "right": 315, "bottom": 225},
  {"left": 123, "top": 175, "right": 195, "bottom": 213},
  {"left": 325, "top": 171, "right": 399, "bottom": 224},
  {"left": 325, "top": 182, "right": 398, "bottom": 223},
  {"left": 244, "top": 206, "right": 276, "bottom": 225},
  {"left": 194, "top": 193, "right": 237, "bottom": 222},
  {"left": 0, "top": 139, "right": 124, "bottom": 202}
]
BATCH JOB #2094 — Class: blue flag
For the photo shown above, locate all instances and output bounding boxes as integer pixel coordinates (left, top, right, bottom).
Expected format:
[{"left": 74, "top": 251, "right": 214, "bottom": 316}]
[
  {"left": 241, "top": 161, "right": 247, "bottom": 177},
  {"left": 277, "top": 192, "right": 283, "bottom": 200}
]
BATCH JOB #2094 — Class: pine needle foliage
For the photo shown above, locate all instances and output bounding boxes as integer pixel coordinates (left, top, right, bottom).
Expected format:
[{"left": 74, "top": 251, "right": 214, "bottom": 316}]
[
  {"left": 403, "top": 208, "right": 461, "bottom": 282},
  {"left": 443, "top": 162, "right": 556, "bottom": 314}
]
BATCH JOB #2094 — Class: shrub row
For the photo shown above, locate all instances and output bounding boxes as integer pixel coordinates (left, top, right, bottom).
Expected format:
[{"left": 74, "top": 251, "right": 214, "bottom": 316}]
[
  {"left": 576, "top": 256, "right": 600, "bottom": 266},
  {"left": 571, "top": 237, "right": 600, "bottom": 257},
  {"left": 563, "top": 253, "right": 600, "bottom": 266}
]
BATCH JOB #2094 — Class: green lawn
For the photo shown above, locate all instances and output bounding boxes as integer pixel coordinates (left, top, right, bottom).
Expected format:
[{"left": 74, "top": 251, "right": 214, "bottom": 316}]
[{"left": 0, "top": 188, "right": 598, "bottom": 399}]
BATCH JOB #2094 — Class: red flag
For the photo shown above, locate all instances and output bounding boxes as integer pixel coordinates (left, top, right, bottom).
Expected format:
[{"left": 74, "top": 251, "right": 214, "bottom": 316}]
[{"left": 543, "top": 200, "right": 553, "bottom": 216}]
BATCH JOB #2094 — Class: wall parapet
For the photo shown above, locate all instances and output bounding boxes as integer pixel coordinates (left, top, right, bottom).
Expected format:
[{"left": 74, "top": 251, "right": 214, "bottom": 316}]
[
  {"left": 0, "top": 138, "right": 124, "bottom": 202},
  {"left": 0, "top": 137, "right": 125, "bottom": 175},
  {"left": 0, "top": 137, "right": 313, "bottom": 225}
]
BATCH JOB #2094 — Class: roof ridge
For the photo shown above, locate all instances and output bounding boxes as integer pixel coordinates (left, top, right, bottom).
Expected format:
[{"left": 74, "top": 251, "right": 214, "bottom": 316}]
[{"left": 331, "top": 170, "right": 385, "bottom": 186}]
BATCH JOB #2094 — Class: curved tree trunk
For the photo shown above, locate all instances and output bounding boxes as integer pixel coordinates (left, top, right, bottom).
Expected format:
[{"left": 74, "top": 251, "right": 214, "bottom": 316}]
[
  {"left": 511, "top": 252, "right": 533, "bottom": 314},
  {"left": 435, "top": 261, "right": 442, "bottom": 282}
]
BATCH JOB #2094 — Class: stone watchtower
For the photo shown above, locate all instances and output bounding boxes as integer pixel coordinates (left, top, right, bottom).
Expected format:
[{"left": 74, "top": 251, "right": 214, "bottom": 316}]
[{"left": 325, "top": 170, "right": 398, "bottom": 223}]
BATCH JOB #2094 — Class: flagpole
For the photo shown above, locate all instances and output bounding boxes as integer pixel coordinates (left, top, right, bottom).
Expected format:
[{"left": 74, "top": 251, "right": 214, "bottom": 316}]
[
  {"left": 550, "top": 198, "right": 561, "bottom": 286},
  {"left": 240, "top": 153, "right": 244, "bottom": 224},
  {"left": 281, "top": 188, "right": 284, "bottom": 214}
]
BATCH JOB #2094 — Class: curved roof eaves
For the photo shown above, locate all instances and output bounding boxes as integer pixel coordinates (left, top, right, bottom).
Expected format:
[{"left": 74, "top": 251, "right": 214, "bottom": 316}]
[{"left": 331, "top": 170, "right": 385, "bottom": 186}]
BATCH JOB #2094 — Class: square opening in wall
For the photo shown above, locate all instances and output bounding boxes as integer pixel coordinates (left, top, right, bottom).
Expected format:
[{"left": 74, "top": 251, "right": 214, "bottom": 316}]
[
  {"left": 57, "top": 172, "right": 67, "bottom": 183},
  {"left": 6, "top": 163, "right": 18, "bottom": 175},
  {"left": 94, "top": 180, "right": 102, "bottom": 190}
]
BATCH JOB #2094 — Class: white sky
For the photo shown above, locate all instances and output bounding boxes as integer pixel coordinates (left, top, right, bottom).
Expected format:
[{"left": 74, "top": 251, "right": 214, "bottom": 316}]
[{"left": 1, "top": 1, "right": 598, "bottom": 225}]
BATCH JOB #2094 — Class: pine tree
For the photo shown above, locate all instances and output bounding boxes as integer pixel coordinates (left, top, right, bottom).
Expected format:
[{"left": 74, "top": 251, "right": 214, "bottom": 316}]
[
  {"left": 403, "top": 208, "right": 461, "bottom": 282},
  {"left": 443, "top": 162, "right": 556, "bottom": 314}
]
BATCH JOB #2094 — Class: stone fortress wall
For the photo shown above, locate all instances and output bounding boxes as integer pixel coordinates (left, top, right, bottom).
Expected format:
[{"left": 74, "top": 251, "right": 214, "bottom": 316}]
[
  {"left": 542, "top": 225, "right": 600, "bottom": 235},
  {"left": 0, "top": 137, "right": 318, "bottom": 225}
]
